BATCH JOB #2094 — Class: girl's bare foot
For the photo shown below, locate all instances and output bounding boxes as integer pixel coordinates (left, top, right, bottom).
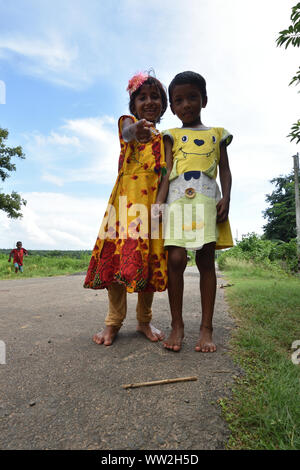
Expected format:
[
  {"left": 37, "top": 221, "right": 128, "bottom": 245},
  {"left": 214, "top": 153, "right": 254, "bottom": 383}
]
[
  {"left": 136, "top": 322, "right": 165, "bottom": 342},
  {"left": 195, "top": 325, "right": 216, "bottom": 352},
  {"left": 92, "top": 326, "right": 120, "bottom": 346},
  {"left": 163, "top": 324, "right": 184, "bottom": 352}
]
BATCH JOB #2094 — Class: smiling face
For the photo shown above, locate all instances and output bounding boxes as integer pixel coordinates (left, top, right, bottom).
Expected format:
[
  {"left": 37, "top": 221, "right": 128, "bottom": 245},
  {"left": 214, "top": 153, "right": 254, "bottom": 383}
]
[
  {"left": 132, "top": 84, "right": 163, "bottom": 123},
  {"left": 170, "top": 83, "right": 207, "bottom": 127}
]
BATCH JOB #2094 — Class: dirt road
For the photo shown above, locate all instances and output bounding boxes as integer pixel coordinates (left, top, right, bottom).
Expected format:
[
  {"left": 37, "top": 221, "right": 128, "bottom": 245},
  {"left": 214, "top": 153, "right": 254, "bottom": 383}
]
[{"left": 0, "top": 267, "right": 240, "bottom": 450}]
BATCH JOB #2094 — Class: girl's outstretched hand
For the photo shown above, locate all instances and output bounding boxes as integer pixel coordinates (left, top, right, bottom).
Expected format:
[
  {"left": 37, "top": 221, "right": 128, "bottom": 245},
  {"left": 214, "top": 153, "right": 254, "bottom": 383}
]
[
  {"left": 135, "top": 119, "right": 153, "bottom": 143},
  {"left": 216, "top": 197, "right": 230, "bottom": 223}
]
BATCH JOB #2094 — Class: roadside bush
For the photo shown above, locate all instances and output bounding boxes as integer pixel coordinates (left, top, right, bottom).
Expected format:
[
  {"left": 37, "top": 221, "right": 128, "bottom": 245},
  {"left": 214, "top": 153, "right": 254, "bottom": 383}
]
[{"left": 218, "top": 233, "right": 298, "bottom": 273}]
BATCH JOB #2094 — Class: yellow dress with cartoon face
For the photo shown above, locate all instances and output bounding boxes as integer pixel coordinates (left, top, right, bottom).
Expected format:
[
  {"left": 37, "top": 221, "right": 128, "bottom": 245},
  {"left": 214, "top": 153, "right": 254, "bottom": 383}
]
[{"left": 163, "top": 127, "right": 233, "bottom": 250}]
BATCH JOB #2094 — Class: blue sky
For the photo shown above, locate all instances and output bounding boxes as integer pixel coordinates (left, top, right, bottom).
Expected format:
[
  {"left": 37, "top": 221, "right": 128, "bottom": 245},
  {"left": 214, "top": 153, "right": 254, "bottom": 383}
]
[{"left": 0, "top": 0, "right": 299, "bottom": 249}]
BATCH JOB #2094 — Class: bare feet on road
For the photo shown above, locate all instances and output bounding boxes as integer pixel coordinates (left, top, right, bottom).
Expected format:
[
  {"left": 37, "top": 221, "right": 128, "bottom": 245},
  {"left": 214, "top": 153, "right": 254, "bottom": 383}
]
[
  {"left": 92, "top": 326, "right": 120, "bottom": 346},
  {"left": 195, "top": 326, "right": 216, "bottom": 353},
  {"left": 93, "top": 323, "right": 165, "bottom": 346},
  {"left": 163, "top": 324, "right": 184, "bottom": 352},
  {"left": 136, "top": 322, "right": 165, "bottom": 342}
]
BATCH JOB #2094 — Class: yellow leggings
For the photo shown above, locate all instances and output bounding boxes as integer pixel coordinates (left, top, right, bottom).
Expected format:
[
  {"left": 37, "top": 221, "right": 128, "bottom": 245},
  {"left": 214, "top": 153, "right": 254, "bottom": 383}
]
[{"left": 105, "top": 283, "right": 154, "bottom": 328}]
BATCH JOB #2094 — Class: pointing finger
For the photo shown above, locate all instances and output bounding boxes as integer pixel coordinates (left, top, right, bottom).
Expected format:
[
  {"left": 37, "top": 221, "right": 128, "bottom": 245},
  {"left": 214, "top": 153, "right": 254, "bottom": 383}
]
[{"left": 143, "top": 120, "right": 153, "bottom": 128}]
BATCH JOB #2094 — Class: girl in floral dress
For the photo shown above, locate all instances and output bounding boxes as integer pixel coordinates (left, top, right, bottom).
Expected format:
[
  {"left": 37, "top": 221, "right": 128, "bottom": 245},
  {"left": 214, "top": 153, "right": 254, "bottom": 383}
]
[{"left": 84, "top": 72, "right": 168, "bottom": 346}]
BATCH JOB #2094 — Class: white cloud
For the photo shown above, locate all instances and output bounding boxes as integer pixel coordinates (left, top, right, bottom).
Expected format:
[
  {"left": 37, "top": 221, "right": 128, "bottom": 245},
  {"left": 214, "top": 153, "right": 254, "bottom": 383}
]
[
  {"left": 0, "top": 34, "right": 76, "bottom": 69},
  {"left": 24, "top": 115, "right": 120, "bottom": 186},
  {"left": 42, "top": 173, "right": 65, "bottom": 187},
  {"left": 0, "top": 0, "right": 150, "bottom": 89},
  {"left": 0, "top": 0, "right": 222, "bottom": 89},
  {"left": 32, "top": 132, "right": 81, "bottom": 148},
  {"left": 0, "top": 33, "right": 83, "bottom": 89},
  {"left": 62, "top": 116, "right": 115, "bottom": 142},
  {"left": 0, "top": 192, "right": 107, "bottom": 249}
]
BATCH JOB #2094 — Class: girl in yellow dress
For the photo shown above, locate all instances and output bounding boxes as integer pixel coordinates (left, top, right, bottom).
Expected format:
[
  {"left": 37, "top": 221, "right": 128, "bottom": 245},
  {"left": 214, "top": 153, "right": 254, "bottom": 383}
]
[
  {"left": 84, "top": 71, "right": 168, "bottom": 346},
  {"left": 156, "top": 71, "right": 233, "bottom": 353}
]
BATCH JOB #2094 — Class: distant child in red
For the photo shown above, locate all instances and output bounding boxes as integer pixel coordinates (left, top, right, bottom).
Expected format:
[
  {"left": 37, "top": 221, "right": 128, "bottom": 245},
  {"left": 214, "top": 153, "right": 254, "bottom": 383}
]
[{"left": 8, "top": 241, "right": 28, "bottom": 273}]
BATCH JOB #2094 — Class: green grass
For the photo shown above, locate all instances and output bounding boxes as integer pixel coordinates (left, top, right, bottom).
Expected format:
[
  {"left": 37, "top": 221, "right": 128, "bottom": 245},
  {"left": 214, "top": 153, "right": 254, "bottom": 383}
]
[
  {"left": 0, "top": 252, "right": 91, "bottom": 280},
  {"left": 187, "top": 250, "right": 196, "bottom": 266},
  {"left": 218, "top": 258, "right": 300, "bottom": 450}
]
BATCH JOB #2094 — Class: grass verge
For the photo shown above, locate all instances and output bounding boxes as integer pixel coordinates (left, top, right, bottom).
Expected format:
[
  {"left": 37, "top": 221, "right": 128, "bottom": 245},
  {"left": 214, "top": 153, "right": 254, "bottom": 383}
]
[
  {"left": 218, "top": 258, "right": 300, "bottom": 450},
  {"left": 0, "top": 253, "right": 90, "bottom": 280}
]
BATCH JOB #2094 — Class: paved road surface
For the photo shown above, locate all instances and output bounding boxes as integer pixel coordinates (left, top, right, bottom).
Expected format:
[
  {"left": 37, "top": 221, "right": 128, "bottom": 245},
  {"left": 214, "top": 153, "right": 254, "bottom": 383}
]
[{"left": 0, "top": 267, "right": 241, "bottom": 450}]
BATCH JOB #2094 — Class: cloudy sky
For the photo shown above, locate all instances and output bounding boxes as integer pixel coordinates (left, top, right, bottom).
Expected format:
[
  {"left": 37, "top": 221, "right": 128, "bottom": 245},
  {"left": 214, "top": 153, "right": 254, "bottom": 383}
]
[{"left": 0, "top": 0, "right": 299, "bottom": 250}]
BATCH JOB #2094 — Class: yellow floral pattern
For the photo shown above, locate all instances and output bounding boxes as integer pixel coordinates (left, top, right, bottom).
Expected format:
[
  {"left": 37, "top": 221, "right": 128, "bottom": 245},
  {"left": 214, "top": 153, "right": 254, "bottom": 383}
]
[{"left": 84, "top": 115, "right": 168, "bottom": 293}]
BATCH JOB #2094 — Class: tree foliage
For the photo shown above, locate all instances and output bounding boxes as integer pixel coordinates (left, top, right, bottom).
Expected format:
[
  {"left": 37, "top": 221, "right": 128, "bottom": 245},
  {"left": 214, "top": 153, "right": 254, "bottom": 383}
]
[
  {"left": 276, "top": 2, "right": 300, "bottom": 49},
  {"left": 0, "top": 127, "right": 26, "bottom": 218},
  {"left": 218, "top": 233, "right": 298, "bottom": 273},
  {"left": 262, "top": 172, "right": 298, "bottom": 242},
  {"left": 276, "top": 2, "right": 300, "bottom": 144}
]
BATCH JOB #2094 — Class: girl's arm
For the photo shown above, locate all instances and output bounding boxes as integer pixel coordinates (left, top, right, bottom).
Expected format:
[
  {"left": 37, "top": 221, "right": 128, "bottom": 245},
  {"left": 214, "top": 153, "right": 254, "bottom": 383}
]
[
  {"left": 155, "top": 135, "right": 173, "bottom": 205},
  {"left": 119, "top": 118, "right": 155, "bottom": 172},
  {"left": 217, "top": 142, "right": 232, "bottom": 223},
  {"left": 122, "top": 118, "right": 153, "bottom": 143}
]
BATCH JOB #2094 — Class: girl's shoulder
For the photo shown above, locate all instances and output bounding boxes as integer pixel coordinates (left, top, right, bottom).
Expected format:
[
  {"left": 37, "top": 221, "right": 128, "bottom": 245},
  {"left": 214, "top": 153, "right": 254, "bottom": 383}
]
[
  {"left": 162, "top": 126, "right": 233, "bottom": 146},
  {"left": 162, "top": 126, "right": 224, "bottom": 138},
  {"left": 118, "top": 114, "right": 136, "bottom": 130},
  {"left": 162, "top": 127, "right": 186, "bottom": 144},
  {"left": 118, "top": 115, "right": 137, "bottom": 144},
  {"left": 162, "top": 128, "right": 177, "bottom": 142},
  {"left": 216, "top": 127, "right": 233, "bottom": 146},
  {"left": 190, "top": 126, "right": 233, "bottom": 146}
]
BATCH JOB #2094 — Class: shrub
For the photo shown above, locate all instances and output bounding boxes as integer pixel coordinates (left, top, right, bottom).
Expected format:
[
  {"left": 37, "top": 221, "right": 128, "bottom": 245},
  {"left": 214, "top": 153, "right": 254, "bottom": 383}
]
[{"left": 218, "top": 233, "right": 298, "bottom": 274}]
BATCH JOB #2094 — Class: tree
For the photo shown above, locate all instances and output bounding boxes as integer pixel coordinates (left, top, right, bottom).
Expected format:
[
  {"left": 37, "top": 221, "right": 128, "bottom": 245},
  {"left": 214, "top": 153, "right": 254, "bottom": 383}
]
[
  {"left": 0, "top": 127, "right": 26, "bottom": 218},
  {"left": 262, "top": 172, "right": 299, "bottom": 242},
  {"left": 276, "top": 2, "right": 300, "bottom": 143}
]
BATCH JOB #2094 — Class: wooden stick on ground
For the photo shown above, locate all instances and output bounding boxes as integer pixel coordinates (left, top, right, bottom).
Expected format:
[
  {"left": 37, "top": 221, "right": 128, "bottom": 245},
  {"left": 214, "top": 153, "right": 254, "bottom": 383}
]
[{"left": 122, "top": 376, "right": 197, "bottom": 389}]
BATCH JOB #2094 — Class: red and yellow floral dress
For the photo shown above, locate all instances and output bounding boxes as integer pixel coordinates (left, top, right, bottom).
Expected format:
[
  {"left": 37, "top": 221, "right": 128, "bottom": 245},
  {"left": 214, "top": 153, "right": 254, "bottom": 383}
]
[{"left": 84, "top": 115, "right": 168, "bottom": 293}]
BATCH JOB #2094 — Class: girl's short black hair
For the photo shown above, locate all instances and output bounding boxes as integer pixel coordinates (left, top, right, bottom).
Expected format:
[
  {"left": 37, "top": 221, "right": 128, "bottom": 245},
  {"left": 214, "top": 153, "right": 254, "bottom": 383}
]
[
  {"left": 129, "top": 77, "right": 168, "bottom": 123},
  {"left": 168, "top": 71, "right": 207, "bottom": 104}
]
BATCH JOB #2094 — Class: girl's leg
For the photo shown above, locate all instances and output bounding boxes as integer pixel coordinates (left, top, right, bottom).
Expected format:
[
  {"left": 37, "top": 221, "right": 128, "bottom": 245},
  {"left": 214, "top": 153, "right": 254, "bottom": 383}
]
[
  {"left": 136, "top": 292, "right": 165, "bottom": 341},
  {"left": 93, "top": 283, "right": 127, "bottom": 346},
  {"left": 163, "top": 246, "right": 187, "bottom": 351},
  {"left": 195, "top": 242, "right": 217, "bottom": 352}
]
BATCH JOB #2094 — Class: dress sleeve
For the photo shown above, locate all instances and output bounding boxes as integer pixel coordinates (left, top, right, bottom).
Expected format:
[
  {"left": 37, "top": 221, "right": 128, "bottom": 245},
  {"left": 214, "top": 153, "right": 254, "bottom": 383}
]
[
  {"left": 220, "top": 128, "right": 233, "bottom": 146},
  {"left": 117, "top": 115, "right": 135, "bottom": 172},
  {"left": 163, "top": 129, "right": 179, "bottom": 181},
  {"left": 118, "top": 115, "right": 135, "bottom": 138},
  {"left": 162, "top": 129, "right": 175, "bottom": 144}
]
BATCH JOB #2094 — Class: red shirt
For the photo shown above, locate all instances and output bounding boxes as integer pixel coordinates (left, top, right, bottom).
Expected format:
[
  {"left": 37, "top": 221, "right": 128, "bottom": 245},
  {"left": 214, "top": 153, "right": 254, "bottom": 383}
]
[{"left": 10, "top": 248, "right": 28, "bottom": 265}]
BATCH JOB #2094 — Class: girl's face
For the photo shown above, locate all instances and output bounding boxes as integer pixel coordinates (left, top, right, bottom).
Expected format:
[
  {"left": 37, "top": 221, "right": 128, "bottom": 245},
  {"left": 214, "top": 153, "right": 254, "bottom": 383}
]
[
  {"left": 170, "top": 83, "right": 207, "bottom": 127},
  {"left": 132, "top": 84, "right": 162, "bottom": 123}
]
